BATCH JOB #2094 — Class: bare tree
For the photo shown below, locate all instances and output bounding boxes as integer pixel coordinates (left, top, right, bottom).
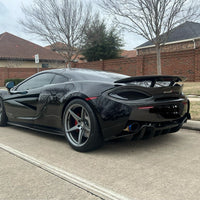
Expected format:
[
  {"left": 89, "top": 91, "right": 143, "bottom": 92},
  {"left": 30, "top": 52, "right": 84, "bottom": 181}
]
[
  {"left": 99, "top": 0, "right": 200, "bottom": 75},
  {"left": 20, "top": 0, "right": 92, "bottom": 67}
]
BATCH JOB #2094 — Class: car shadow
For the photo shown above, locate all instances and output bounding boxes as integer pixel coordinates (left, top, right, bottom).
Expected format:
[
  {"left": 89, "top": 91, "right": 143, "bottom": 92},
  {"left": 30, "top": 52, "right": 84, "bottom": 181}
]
[
  {"left": 8, "top": 125, "right": 182, "bottom": 155},
  {"left": 94, "top": 133, "right": 182, "bottom": 155}
]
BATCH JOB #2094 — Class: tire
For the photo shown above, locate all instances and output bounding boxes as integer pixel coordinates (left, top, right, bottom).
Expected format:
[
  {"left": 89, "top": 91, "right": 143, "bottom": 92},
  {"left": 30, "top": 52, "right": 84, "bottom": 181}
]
[
  {"left": 63, "top": 99, "right": 103, "bottom": 152},
  {"left": 0, "top": 98, "right": 7, "bottom": 126}
]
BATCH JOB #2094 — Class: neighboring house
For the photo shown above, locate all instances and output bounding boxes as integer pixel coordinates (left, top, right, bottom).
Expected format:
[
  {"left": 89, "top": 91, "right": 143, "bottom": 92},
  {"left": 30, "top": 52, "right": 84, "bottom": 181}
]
[
  {"left": 45, "top": 42, "right": 86, "bottom": 63},
  {"left": 136, "top": 21, "right": 200, "bottom": 55},
  {"left": 45, "top": 43, "right": 138, "bottom": 63},
  {"left": 0, "top": 32, "right": 65, "bottom": 68}
]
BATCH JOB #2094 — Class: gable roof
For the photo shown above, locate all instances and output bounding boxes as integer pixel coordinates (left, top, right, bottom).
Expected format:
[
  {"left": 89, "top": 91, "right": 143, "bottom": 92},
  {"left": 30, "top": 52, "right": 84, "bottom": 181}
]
[
  {"left": 45, "top": 42, "right": 77, "bottom": 51},
  {"left": 0, "top": 32, "right": 64, "bottom": 62},
  {"left": 137, "top": 21, "right": 200, "bottom": 48},
  {"left": 45, "top": 42, "right": 66, "bottom": 50}
]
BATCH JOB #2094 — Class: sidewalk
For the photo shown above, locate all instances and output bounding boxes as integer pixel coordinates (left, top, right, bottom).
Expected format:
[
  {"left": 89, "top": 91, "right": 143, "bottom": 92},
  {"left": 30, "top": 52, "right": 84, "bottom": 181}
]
[
  {"left": 183, "top": 120, "right": 200, "bottom": 131},
  {"left": 0, "top": 149, "right": 100, "bottom": 200}
]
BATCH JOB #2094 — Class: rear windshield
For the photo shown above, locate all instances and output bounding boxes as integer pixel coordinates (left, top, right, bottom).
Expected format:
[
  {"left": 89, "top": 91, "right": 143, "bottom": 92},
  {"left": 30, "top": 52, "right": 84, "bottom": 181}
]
[{"left": 67, "top": 69, "right": 129, "bottom": 82}]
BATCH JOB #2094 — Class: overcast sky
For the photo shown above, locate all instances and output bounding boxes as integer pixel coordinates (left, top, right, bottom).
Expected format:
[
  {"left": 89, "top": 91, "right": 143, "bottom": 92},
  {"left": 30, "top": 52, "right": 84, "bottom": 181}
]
[{"left": 0, "top": 0, "right": 147, "bottom": 50}]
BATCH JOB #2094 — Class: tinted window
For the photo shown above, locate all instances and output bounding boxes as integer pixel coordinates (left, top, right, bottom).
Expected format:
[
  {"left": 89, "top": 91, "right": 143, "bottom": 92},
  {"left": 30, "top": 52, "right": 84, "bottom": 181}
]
[
  {"left": 51, "top": 74, "right": 69, "bottom": 84},
  {"left": 17, "top": 73, "right": 55, "bottom": 91},
  {"left": 68, "top": 69, "right": 128, "bottom": 82}
]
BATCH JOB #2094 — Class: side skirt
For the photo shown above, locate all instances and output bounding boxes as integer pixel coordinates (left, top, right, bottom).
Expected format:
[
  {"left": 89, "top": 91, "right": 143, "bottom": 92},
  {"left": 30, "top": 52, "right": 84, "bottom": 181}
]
[{"left": 7, "top": 122, "right": 64, "bottom": 136}]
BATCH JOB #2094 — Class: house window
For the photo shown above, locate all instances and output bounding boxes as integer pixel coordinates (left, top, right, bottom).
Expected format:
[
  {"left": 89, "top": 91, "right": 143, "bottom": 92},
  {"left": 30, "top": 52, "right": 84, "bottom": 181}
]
[{"left": 42, "top": 63, "right": 49, "bottom": 68}]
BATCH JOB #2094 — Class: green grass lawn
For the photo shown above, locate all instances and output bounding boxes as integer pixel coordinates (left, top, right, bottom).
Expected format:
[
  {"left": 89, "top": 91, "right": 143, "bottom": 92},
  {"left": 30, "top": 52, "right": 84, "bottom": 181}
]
[
  {"left": 183, "top": 82, "right": 200, "bottom": 96},
  {"left": 183, "top": 82, "right": 200, "bottom": 121},
  {"left": 190, "top": 101, "right": 200, "bottom": 121}
]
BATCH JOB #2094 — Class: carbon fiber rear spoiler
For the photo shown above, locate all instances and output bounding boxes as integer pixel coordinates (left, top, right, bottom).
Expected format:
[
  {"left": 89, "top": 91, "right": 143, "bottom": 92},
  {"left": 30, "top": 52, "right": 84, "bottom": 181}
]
[{"left": 115, "top": 75, "right": 186, "bottom": 84}]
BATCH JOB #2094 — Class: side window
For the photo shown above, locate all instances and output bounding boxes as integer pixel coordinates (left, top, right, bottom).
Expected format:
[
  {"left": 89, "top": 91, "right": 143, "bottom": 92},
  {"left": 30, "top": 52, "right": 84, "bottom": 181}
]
[
  {"left": 16, "top": 73, "right": 55, "bottom": 91},
  {"left": 51, "top": 74, "right": 69, "bottom": 84}
]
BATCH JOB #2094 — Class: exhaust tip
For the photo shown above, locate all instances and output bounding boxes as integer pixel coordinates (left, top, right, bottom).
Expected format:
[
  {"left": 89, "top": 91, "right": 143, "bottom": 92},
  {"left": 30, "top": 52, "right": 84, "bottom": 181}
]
[{"left": 124, "top": 122, "right": 140, "bottom": 133}]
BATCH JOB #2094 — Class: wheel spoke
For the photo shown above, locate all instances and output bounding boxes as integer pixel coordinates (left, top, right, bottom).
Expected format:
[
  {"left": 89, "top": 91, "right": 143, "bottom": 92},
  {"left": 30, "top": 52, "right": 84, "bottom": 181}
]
[
  {"left": 84, "top": 114, "right": 91, "bottom": 133},
  {"left": 78, "top": 129, "right": 84, "bottom": 144},
  {"left": 84, "top": 126, "right": 90, "bottom": 133},
  {"left": 81, "top": 107, "right": 85, "bottom": 121},
  {"left": 69, "top": 109, "right": 81, "bottom": 121},
  {"left": 66, "top": 125, "right": 79, "bottom": 133}
]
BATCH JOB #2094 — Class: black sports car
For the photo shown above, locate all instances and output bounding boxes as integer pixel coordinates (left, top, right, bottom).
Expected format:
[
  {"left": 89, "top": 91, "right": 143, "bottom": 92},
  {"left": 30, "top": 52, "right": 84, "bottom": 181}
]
[{"left": 0, "top": 68, "right": 190, "bottom": 152}]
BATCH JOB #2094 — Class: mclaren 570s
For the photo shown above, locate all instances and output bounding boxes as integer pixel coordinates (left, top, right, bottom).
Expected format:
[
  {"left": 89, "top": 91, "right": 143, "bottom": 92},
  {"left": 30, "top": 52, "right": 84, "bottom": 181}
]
[{"left": 0, "top": 68, "right": 190, "bottom": 152}]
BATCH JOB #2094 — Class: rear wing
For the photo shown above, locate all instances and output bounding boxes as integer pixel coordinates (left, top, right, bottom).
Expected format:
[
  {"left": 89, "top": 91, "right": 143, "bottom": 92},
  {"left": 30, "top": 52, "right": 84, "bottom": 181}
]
[{"left": 114, "top": 75, "right": 186, "bottom": 87}]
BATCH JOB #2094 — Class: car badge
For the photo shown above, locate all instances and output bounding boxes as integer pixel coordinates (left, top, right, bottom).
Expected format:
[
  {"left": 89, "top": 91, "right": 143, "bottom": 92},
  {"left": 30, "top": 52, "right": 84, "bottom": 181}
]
[{"left": 163, "top": 90, "right": 173, "bottom": 94}]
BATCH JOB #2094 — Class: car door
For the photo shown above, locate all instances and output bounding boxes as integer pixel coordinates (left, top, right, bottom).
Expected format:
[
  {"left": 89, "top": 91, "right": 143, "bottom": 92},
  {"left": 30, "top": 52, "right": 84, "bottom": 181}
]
[
  {"left": 4, "top": 72, "right": 55, "bottom": 124},
  {"left": 33, "top": 74, "right": 72, "bottom": 129}
]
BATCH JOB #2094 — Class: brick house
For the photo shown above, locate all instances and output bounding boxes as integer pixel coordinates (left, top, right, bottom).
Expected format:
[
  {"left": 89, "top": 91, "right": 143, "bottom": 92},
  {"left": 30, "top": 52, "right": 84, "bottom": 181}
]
[
  {"left": 0, "top": 32, "right": 65, "bottom": 69},
  {"left": 136, "top": 21, "right": 200, "bottom": 55}
]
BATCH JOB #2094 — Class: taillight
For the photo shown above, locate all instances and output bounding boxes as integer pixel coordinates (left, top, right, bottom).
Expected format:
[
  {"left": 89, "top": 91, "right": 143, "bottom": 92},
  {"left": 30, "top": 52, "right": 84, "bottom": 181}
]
[
  {"left": 85, "top": 97, "right": 97, "bottom": 101},
  {"left": 138, "top": 106, "right": 154, "bottom": 110}
]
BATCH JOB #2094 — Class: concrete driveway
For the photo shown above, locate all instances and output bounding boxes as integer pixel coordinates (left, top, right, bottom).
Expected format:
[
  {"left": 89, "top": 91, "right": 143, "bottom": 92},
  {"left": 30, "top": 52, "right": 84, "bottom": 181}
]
[{"left": 0, "top": 126, "right": 200, "bottom": 200}]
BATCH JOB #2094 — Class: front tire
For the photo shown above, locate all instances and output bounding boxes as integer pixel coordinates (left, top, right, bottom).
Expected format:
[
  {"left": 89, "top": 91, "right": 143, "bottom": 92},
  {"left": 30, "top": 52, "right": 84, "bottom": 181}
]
[
  {"left": 63, "top": 99, "right": 103, "bottom": 152},
  {"left": 0, "top": 98, "right": 7, "bottom": 126}
]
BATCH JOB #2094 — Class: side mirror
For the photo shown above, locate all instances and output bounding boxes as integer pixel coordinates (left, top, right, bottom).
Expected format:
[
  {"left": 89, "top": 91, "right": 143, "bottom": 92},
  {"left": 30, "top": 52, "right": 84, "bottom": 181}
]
[{"left": 6, "top": 81, "right": 15, "bottom": 91}]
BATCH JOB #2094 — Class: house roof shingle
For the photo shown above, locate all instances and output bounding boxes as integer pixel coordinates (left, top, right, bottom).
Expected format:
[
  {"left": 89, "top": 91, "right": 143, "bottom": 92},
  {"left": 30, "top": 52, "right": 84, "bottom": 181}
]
[
  {"left": 45, "top": 42, "right": 67, "bottom": 51},
  {"left": 0, "top": 32, "right": 64, "bottom": 62},
  {"left": 137, "top": 21, "right": 200, "bottom": 48},
  {"left": 45, "top": 42, "right": 77, "bottom": 51}
]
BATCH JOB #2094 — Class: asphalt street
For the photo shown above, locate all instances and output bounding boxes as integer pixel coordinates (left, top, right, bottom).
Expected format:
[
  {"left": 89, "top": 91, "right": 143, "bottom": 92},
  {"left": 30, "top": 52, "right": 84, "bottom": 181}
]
[{"left": 0, "top": 125, "right": 200, "bottom": 200}]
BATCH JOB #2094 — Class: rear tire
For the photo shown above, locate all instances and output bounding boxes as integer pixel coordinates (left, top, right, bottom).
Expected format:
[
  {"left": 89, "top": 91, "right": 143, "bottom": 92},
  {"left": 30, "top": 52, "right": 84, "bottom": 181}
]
[
  {"left": 63, "top": 99, "right": 103, "bottom": 152},
  {"left": 0, "top": 99, "right": 7, "bottom": 126}
]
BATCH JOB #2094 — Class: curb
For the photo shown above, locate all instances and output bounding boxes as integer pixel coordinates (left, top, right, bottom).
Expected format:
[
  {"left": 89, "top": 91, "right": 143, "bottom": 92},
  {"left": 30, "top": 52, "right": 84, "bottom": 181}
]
[{"left": 182, "top": 120, "right": 200, "bottom": 132}]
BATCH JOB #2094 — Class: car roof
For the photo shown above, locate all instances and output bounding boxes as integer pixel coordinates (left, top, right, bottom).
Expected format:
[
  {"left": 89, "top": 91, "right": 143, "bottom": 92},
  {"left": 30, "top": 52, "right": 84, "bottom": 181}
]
[{"left": 45, "top": 68, "right": 129, "bottom": 82}]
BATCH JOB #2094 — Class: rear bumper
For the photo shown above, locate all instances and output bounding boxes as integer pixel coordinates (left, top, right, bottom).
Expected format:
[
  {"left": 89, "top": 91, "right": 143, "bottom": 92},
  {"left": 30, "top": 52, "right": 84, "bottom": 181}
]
[
  {"left": 129, "top": 113, "right": 190, "bottom": 140},
  {"left": 129, "top": 98, "right": 188, "bottom": 122},
  {"left": 96, "top": 96, "right": 190, "bottom": 139}
]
